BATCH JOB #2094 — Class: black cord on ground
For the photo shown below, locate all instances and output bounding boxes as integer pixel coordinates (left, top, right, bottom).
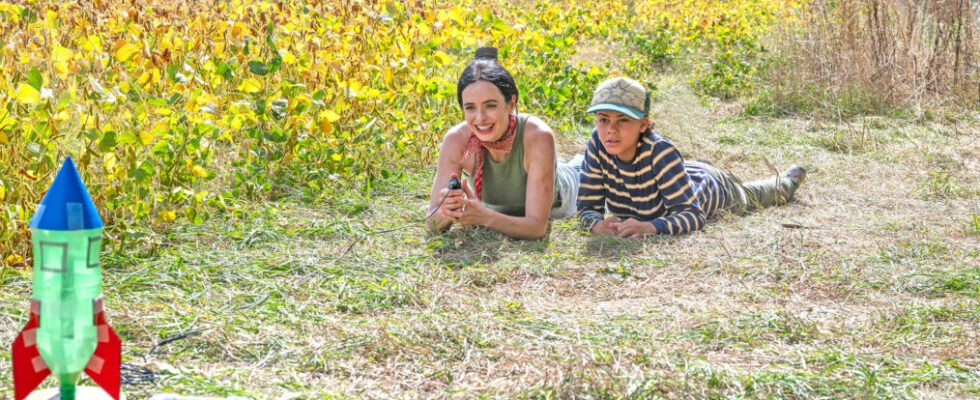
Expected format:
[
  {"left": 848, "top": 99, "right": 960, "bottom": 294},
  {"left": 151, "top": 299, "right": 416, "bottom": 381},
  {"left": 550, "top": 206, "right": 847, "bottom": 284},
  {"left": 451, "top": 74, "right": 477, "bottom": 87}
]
[
  {"left": 148, "top": 330, "right": 202, "bottom": 356},
  {"left": 120, "top": 330, "right": 203, "bottom": 386},
  {"left": 120, "top": 363, "right": 156, "bottom": 386},
  {"left": 328, "top": 177, "right": 462, "bottom": 265},
  {"left": 125, "top": 180, "right": 462, "bottom": 382}
]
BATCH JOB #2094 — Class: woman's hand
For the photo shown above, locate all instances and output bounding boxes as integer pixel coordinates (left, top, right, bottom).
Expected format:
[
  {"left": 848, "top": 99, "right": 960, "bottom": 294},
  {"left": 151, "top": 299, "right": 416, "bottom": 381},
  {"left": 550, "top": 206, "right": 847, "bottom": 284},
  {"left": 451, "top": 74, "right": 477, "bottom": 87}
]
[
  {"left": 454, "top": 182, "right": 491, "bottom": 226},
  {"left": 590, "top": 216, "right": 622, "bottom": 236},
  {"left": 610, "top": 218, "right": 656, "bottom": 239},
  {"left": 427, "top": 124, "right": 472, "bottom": 232},
  {"left": 435, "top": 186, "right": 466, "bottom": 221}
]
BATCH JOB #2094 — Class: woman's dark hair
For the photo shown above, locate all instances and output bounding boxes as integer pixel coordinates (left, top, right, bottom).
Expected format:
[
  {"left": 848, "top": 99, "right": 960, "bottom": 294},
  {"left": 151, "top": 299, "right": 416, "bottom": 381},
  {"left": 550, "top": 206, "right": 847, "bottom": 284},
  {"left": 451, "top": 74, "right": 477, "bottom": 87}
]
[{"left": 456, "top": 47, "right": 519, "bottom": 109}]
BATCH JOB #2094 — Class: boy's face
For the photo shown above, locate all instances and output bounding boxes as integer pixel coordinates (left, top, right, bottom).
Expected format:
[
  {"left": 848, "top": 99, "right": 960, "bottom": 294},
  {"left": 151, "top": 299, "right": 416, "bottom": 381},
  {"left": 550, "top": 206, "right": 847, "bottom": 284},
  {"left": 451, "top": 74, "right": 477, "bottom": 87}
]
[{"left": 595, "top": 110, "right": 649, "bottom": 162}]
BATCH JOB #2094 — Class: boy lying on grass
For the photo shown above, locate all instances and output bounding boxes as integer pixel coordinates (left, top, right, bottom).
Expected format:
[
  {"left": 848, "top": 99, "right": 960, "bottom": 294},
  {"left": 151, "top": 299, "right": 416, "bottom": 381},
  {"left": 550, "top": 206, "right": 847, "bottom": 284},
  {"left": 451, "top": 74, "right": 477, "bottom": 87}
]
[{"left": 577, "top": 77, "right": 807, "bottom": 238}]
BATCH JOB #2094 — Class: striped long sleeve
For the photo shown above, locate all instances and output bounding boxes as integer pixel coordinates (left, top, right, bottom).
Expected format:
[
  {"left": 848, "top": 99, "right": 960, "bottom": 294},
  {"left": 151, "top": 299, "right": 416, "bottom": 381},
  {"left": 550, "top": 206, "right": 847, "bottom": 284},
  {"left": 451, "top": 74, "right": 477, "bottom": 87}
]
[
  {"left": 577, "top": 130, "right": 720, "bottom": 235},
  {"left": 577, "top": 133, "right": 607, "bottom": 231},
  {"left": 645, "top": 139, "right": 705, "bottom": 235}
]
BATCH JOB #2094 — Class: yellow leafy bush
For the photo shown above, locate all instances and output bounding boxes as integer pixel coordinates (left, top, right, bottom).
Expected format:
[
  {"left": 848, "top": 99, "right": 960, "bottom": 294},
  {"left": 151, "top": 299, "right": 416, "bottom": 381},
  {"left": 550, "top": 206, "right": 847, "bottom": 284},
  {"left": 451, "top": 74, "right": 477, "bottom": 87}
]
[{"left": 0, "top": 0, "right": 800, "bottom": 259}]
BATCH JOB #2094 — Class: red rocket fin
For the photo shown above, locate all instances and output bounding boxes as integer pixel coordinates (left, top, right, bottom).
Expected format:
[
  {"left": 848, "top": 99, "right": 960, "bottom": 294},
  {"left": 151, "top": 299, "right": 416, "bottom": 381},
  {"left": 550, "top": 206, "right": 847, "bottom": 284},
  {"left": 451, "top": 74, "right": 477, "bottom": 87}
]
[
  {"left": 11, "top": 301, "right": 51, "bottom": 400},
  {"left": 84, "top": 298, "right": 122, "bottom": 400}
]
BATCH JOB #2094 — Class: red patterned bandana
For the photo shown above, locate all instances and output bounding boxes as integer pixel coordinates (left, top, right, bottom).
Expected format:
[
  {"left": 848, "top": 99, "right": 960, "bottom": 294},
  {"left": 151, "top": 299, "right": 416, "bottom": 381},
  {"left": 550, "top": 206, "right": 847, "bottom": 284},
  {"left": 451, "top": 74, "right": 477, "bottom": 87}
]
[{"left": 463, "top": 114, "right": 518, "bottom": 199}]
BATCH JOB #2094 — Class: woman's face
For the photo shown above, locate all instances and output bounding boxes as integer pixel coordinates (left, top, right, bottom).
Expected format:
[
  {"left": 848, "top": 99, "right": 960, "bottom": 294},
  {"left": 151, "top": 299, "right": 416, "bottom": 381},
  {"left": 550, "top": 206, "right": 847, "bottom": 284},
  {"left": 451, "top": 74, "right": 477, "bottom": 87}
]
[
  {"left": 461, "top": 80, "right": 515, "bottom": 142},
  {"left": 595, "top": 110, "right": 649, "bottom": 161}
]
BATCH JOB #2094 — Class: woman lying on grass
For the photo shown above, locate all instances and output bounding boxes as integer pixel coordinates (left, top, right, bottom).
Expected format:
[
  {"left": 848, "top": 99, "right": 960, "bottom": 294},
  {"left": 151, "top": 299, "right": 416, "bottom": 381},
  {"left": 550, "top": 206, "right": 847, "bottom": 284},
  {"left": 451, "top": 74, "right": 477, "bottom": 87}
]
[
  {"left": 577, "top": 77, "right": 807, "bottom": 238},
  {"left": 426, "top": 47, "right": 579, "bottom": 240}
]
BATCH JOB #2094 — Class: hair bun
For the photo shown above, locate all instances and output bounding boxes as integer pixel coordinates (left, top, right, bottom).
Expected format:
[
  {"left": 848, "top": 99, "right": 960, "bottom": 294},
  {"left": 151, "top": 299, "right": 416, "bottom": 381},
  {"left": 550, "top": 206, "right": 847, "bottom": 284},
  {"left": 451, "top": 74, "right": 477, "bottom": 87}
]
[{"left": 474, "top": 47, "right": 498, "bottom": 61}]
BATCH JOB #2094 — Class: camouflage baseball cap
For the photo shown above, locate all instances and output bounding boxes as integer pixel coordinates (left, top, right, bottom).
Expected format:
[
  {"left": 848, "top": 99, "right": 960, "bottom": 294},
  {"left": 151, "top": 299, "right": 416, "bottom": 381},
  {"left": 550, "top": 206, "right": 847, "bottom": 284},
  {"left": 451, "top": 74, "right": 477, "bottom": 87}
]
[{"left": 586, "top": 77, "right": 650, "bottom": 120}]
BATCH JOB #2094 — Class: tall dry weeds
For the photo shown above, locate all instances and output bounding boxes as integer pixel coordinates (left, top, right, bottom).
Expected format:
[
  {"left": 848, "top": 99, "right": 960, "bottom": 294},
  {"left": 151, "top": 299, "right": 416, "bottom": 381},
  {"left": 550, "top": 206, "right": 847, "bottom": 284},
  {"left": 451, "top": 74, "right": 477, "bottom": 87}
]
[{"left": 764, "top": 0, "right": 979, "bottom": 116}]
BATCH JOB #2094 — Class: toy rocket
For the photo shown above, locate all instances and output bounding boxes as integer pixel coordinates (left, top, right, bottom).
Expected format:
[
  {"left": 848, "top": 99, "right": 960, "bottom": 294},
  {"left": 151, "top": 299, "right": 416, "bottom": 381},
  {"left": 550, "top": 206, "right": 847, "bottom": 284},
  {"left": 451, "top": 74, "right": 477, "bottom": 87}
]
[{"left": 11, "top": 157, "right": 121, "bottom": 400}]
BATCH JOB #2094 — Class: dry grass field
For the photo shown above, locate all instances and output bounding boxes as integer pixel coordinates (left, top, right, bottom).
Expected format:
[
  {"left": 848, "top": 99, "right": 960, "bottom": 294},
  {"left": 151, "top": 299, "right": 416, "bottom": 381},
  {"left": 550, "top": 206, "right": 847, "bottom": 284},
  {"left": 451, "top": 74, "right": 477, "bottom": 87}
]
[
  {"left": 2, "top": 1, "right": 978, "bottom": 398},
  {"left": 4, "top": 76, "right": 974, "bottom": 399}
]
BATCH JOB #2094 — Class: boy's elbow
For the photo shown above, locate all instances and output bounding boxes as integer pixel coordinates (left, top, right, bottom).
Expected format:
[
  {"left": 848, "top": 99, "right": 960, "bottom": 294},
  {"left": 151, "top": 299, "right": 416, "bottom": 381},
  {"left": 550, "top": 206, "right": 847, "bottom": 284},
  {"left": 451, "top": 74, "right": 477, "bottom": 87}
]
[{"left": 693, "top": 212, "right": 707, "bottom": 232}]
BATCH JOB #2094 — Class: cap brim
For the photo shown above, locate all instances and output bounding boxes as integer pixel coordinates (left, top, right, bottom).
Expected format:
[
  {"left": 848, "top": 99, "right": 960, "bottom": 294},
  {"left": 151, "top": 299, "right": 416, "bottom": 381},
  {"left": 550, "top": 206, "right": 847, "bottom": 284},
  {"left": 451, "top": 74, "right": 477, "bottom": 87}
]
[{"left": 586, "top": 103, "right": 645, "bottom": 120}]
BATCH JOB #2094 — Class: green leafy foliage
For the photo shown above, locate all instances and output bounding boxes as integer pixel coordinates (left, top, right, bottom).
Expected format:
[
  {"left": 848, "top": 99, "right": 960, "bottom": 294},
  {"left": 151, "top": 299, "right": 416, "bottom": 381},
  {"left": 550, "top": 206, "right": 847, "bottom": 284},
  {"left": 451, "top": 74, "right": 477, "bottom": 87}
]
[{"left": 0, "top": 0, "right": 801, "bottom": 260}]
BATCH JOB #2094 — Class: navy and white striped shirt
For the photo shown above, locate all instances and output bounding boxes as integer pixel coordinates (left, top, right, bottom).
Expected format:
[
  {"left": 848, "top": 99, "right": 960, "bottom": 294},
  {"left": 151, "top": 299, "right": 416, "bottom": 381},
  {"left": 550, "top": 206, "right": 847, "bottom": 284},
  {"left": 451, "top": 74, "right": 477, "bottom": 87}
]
[{"left": 577, "top": 130, "right": 727, "bottom": 235}]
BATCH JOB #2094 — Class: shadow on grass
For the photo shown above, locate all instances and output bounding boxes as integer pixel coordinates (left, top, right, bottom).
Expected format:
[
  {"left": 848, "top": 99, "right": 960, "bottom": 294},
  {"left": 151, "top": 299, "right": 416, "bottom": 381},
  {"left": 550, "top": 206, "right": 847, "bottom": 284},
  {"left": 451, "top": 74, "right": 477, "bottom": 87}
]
[
  {"left": 584, "top": 235, "right": 646, "bottom": 259},
  {"left": 426, "top": 225, "right": 550, "bottom": 268}
]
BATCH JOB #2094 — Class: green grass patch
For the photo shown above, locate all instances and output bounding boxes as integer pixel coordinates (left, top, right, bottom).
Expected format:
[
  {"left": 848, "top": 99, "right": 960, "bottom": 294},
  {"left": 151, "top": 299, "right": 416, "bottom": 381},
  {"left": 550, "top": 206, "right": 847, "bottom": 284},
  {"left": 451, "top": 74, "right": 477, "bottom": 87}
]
[
  {"left": 902, "top": 267, "right": 980, "bottom": 299},
  {"left": 743, "top": 83, "right": 899, "bottom": 120},
  {"left": 687, "top": 310, "right": 820, "bottom": 349}
]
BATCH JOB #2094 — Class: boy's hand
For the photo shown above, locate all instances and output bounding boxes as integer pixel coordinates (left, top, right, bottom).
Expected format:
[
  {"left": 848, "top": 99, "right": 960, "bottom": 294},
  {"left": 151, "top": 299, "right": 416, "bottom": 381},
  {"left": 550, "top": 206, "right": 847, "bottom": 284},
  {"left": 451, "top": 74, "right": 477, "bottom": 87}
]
[
  {"left": 611, "top": 218, "right": 656, "bottom": 239},
  {"left": 590, "top": 216, "right": 622, "bottom": 236}
]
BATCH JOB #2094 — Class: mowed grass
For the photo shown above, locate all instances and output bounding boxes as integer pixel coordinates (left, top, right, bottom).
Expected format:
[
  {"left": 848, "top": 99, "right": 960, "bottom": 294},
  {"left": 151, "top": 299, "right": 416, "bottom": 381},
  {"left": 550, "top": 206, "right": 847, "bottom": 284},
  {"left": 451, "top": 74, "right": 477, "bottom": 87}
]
[{"left": 1, "top": 78, "right": 977, "bottom": 399}]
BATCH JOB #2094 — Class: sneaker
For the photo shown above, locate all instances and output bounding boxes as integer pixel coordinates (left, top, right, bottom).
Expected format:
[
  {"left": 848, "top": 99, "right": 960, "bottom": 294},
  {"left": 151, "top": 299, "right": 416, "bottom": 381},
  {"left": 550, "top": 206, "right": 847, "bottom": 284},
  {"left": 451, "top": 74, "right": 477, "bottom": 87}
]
[{"left": 782, "top": 165, "right": 806, "bottom": 190}]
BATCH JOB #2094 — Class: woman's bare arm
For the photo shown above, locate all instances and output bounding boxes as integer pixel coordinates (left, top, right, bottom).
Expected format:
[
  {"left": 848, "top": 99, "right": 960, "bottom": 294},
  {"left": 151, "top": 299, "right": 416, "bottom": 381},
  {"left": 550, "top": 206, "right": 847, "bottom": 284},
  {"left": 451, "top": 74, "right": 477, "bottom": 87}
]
[{"left": 426, "top": 123, "right": 471, "bottom": 232}]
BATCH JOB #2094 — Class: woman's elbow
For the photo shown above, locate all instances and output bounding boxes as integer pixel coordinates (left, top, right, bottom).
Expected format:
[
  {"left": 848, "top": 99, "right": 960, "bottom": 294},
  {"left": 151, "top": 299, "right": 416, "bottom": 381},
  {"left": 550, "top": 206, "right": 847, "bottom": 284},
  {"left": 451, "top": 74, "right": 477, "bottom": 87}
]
[
  {"left": 527, "top": 228, "right": 548, "bottom": 240},
  {"left": 523, "top": 218, "right": 549, "bottom": 240}
]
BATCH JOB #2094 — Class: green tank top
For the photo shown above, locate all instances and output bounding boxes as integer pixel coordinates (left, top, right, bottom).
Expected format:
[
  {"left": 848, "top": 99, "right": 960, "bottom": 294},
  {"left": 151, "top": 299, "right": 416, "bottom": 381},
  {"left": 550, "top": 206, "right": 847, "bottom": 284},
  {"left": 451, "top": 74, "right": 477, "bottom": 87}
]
[{"left": 465, "top": 113, "right": 559, "bottom": 216}]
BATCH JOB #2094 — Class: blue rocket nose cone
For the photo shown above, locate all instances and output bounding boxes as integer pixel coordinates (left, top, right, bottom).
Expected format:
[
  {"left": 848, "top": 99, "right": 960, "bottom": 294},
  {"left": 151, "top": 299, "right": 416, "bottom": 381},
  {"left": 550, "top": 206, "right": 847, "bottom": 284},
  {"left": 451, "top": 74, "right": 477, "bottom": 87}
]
[{"left": 28, "top": 156, "right": 104, "bottom": 231}]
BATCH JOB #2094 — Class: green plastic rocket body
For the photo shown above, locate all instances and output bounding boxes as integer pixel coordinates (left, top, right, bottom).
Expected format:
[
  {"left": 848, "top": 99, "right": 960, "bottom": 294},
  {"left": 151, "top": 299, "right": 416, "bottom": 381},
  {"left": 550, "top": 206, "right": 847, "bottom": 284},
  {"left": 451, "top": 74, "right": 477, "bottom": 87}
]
[
  {"left": 30, "top": 226, "right": 104, "bottom": 387},
  {"left": 13, "top": 157, "right": 121, "bottom": 400}
]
